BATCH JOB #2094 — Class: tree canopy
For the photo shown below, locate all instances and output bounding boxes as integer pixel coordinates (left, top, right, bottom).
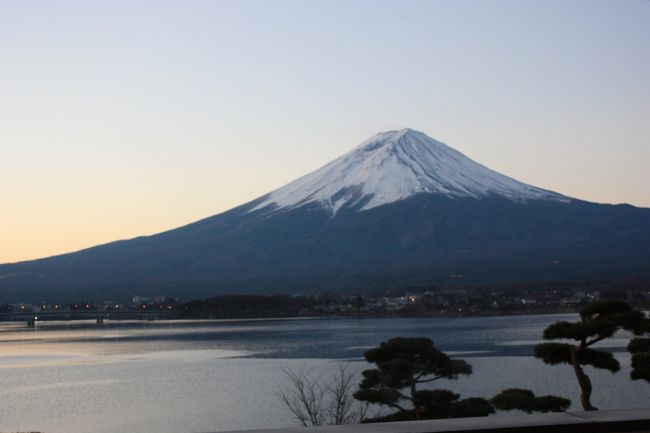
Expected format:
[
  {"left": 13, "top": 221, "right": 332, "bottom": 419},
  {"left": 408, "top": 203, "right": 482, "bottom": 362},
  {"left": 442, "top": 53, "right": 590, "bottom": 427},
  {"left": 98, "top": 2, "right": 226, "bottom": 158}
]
[
  {"left": 628, "top": 324, "right": 650, "bottom": 383},
  {"left": 491, "top": 389, "right": 570, "bottom": 413}
]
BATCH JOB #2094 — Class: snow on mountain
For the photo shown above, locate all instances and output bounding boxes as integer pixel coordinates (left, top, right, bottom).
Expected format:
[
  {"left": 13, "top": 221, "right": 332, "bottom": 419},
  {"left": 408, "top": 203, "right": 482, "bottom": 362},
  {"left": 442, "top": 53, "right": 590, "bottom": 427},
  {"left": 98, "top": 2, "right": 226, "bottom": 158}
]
[{"left": 252, "top": 128, "right": 569, "bottom": 215}]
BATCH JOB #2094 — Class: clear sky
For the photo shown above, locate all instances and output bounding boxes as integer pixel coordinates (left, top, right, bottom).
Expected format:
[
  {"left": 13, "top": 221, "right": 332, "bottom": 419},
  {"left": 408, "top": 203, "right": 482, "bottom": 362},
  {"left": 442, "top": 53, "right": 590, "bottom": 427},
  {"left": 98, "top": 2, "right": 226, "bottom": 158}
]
[{"left": 1, "top": 0, "right": 649, "bottom": 264}]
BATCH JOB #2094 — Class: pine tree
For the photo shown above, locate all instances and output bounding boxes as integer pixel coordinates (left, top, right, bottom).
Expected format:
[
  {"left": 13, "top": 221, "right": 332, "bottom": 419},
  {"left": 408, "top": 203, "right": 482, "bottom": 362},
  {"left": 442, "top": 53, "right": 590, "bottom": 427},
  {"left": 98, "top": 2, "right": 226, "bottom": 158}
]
[
  {"left": 353, "top": 337, "right": 490, "bottom": 421},
  {"left": 534, "top": 300, "right": 647, "bottom": 411}
]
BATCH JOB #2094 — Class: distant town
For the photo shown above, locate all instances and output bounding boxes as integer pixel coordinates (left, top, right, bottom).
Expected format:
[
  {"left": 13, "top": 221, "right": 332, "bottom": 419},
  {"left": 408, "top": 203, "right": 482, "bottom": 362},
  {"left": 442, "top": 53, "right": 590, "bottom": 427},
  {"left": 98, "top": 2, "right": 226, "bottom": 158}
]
[{"left": 1, "top": 286, "right": 649, "bottom": 322}]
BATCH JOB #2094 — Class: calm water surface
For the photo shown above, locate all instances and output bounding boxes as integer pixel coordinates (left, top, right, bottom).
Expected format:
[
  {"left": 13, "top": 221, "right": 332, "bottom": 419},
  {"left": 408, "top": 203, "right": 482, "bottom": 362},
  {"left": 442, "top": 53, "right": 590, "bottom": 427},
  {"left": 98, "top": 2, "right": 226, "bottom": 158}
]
[{"left": 0, "top": 314, "right": 647, "bottom": 433}]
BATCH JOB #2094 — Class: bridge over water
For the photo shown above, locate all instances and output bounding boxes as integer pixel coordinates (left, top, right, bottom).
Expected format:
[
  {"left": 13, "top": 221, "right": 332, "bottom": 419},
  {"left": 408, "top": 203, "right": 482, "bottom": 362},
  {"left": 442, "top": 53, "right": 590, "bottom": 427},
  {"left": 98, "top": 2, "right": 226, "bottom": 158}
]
[{"left": 0, "top": 310, "right": 182, "bottom": 325}]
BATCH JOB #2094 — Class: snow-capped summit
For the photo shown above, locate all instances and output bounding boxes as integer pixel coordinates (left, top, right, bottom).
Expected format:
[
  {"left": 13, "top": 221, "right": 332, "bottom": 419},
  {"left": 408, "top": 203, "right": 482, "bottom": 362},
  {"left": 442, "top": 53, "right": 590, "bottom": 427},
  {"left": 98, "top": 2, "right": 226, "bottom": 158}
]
[{"left": 252, "top": 128, "right": 568, "bottom": 215}]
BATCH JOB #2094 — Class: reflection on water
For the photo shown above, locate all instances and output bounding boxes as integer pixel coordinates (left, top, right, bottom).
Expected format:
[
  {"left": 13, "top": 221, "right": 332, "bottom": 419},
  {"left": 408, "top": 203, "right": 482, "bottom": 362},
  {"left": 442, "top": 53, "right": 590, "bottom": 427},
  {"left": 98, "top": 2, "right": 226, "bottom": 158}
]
[{"left": 0, "top": 314, "right": 647, "bottom": 433}]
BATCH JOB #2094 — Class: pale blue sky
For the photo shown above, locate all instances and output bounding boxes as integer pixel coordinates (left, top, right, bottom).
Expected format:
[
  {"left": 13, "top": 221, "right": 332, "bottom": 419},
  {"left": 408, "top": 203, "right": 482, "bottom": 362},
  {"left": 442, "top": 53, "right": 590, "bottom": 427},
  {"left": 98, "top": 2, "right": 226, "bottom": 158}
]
[{"left": 1, "top": 0, "right": 649, "bottom": 262}]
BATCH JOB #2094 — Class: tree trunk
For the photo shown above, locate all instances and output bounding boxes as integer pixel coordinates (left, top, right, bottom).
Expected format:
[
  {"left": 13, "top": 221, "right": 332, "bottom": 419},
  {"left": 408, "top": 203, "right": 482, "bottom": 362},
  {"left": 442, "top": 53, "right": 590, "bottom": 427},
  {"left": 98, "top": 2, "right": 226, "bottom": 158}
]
[
  {"left": 410, "top": 380, "right": 421, "bottom": 420},
  {"left": 571, "top": 345, "right": 597, "bottom": 411}
]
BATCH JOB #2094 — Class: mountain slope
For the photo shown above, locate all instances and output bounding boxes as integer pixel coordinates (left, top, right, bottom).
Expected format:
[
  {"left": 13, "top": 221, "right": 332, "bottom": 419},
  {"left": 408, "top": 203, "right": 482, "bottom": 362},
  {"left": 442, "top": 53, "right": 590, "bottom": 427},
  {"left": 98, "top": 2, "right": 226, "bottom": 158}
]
[{"left": 1, "top": 129, "right": 649, "bottom": 302}]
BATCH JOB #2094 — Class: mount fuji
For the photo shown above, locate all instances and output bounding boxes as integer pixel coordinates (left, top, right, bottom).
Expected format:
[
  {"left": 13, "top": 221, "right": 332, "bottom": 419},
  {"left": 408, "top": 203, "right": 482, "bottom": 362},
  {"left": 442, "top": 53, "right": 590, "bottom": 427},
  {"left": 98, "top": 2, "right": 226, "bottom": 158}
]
[{"left": 1, "top": 129, "right": 649, "bottom": 301}]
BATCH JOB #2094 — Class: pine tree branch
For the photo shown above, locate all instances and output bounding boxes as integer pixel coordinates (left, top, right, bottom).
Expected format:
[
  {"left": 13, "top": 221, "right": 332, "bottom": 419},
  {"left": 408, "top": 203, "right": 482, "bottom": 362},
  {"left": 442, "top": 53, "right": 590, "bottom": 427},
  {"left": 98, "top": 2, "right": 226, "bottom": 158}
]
[
  {"left": 417, "top": 375, "right": 445, "bottom": 383},
  {"left": 585, "top": 335, "right": 607, "bottom": 347}
]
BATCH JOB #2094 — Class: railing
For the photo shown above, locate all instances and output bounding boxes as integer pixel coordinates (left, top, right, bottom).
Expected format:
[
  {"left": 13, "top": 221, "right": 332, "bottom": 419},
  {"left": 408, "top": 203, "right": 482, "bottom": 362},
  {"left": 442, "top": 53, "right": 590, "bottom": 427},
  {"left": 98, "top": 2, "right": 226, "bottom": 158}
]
[{"left": 215, "top": 408, "right": 650, "bottom": 433}]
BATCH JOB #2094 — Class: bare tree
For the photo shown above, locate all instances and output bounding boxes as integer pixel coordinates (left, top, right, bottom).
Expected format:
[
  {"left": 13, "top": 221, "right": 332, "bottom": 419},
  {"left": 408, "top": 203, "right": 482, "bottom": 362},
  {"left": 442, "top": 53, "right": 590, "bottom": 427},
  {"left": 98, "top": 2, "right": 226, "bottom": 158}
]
[{"left": 279, "top": 364, "right": 368, "bottom": 426}]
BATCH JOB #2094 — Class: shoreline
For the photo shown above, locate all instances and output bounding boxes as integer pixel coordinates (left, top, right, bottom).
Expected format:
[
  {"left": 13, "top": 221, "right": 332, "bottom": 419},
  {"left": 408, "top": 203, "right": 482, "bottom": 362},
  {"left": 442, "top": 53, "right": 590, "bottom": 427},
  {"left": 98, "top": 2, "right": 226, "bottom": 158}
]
[{"left": 0, "top": 307, "right": 588, "bottom": 324}]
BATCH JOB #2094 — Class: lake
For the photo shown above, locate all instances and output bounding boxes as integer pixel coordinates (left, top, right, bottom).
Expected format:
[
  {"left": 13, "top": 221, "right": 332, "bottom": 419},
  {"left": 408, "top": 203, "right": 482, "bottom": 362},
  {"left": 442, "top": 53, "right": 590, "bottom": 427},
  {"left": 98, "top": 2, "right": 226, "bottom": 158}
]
[{"left": 0, "top": 314, "right": 647, "bottom": 433}]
